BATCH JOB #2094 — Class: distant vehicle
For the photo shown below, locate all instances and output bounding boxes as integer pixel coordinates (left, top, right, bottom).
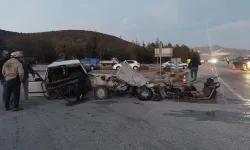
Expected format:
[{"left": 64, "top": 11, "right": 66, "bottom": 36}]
[
  {"left": 162, "top": 61, "right": 188, "bottom": 69},
  {"left": 211, "top": 58, "right": 218, "bottom": 64},
  {"left": 80, "top": 58, "right": 100, "bottom": 71},
  {"left": 100, "top": 57, "right": 119, "bottom": 66},
  {"left": 232, "top": 57, "right": 250, "bottom": 71},
  {"left": 200, "top": 59, "right": 205, "bottom": 64},
  {"left": 113, "top": 60, "right": 140, "bottom": 70}
]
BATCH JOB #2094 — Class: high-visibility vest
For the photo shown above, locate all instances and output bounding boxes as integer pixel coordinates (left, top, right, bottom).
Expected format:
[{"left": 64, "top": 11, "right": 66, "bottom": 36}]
[{"left": 187, "top": 59, "right": 191, "bottom": 64}]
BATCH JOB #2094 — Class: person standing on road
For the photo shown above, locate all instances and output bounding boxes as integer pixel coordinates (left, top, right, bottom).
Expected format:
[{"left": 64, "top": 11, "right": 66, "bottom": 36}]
[
  {"left": 226, "top": 58, "right": 230, "bottom": 65},
  {"left": 187, "top": 58, "right": 192, "bottom": 81},
  {"left": 2, "top": 51, "right": 24, "bottom": 111},
  {"left": 19, "top": 54, "right": 35, "bottom": 102},
  {"left": 0, "top": 50, "right": 10, "bottom": 102},
  {"left": 189, "top": 53, "right": 201, "bottom": 82}
]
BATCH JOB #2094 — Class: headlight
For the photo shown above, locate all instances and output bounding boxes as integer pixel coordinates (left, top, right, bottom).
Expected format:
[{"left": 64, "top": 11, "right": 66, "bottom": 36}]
[
  {"left": 247, "top": 62, "right": 250, "bottom": 66},
  {"left": 211, "top": 58, "right": 218, "bottom": 64}
]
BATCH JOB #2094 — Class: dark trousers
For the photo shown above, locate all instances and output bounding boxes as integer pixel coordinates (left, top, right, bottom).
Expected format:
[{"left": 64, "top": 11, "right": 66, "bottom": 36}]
[
  {"left": 3, "top": 78, "right": 21, "bottom": 109},
  {"left": 191, "top": 67, "right": 198, "bottom": 81},
  {"left": 1, "top": 80, "right": 6, "bottom": 103}
]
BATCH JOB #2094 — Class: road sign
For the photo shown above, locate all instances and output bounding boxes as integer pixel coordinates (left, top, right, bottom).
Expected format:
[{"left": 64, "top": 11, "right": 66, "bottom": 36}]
[{"left": 155, "top": 48, "right": 173, "bottom": 57}]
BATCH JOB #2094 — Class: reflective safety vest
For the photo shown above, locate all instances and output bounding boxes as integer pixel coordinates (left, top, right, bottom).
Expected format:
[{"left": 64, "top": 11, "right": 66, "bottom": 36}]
[
  {"left": 226, "top": 58, "right": 230, "bottom": 62},
  {"left": 187, "top": 59, "right": 191, "bottom": 64}
]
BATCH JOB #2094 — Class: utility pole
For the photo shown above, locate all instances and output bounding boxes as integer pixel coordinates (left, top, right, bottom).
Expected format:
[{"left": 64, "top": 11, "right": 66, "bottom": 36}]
[{"left": 159, "top": 41, "right": 162, "bottom": 79}]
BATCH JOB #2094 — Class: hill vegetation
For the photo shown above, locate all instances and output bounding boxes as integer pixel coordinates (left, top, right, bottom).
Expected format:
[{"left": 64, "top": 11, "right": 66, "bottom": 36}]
[{"left": 0, "top": 29, "right": 198, "bottom": 63}]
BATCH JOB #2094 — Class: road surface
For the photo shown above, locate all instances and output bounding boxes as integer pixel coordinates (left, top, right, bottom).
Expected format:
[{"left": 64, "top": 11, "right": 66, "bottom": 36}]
[{"left": 0, "top": 64, "right": 250, "bottom": 150}]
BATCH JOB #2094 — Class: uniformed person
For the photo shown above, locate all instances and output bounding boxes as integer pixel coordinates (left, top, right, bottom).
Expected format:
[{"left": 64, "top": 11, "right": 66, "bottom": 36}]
[
  {"left": 187, "top": 58, "right": 191, "bottom": 65},
  {"left": 226, "top": 58, "right": 230, "bottom": 65},
  {"left": 2, "top": 51, "right": 24, "bottom": 111}
]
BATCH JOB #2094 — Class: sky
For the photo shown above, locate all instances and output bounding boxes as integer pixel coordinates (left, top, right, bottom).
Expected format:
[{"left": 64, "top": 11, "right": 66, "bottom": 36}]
[{"left": 1, "top": 0, "right": 250, "bottom": 49}]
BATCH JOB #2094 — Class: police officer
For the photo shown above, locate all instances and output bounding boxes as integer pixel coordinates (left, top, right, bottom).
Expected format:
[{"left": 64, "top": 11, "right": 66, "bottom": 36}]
[
  {"left": 187, "top": 58, "right": 191, "bottom": 64},
  {"left": 226, "top": 58, "right": 230, "bottom": 65},
  {"left": 187, "top": 58, "right": 191, "bottom": 80},
  {"left": 2, "top": 51, "right": 24, "bottom": 111}
]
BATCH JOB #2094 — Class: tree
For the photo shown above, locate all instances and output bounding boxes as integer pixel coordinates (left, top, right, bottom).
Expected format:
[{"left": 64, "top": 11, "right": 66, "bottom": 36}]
[
  {"left": 91, "top": 50, "right": 98, "bottom": 57},
  {"left": 142, "top": 41, "right": 146, "bottom": 48},
  {"left": 135, "top": 38, "right": 140, "bottom": 46},
  {"left": 167, "top": 43, "right": 173, "bottom": 48},
  {"left": 155, "top": 37, "right": 160, "bottom": 47}
]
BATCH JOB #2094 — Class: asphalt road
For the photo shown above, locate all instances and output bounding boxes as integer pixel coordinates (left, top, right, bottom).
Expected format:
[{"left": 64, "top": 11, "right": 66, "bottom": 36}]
[
  {"left": 208, "top": 61, "right": 250, "bottom": 105},
  {"left": 0, "top": 64, "right": 250, "bottom": 150}
]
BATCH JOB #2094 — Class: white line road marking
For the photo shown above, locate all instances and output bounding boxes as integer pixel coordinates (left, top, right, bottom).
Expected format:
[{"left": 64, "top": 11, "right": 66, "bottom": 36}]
[{"left": 211, "top": 67, "right": 250, "bottom": 103}]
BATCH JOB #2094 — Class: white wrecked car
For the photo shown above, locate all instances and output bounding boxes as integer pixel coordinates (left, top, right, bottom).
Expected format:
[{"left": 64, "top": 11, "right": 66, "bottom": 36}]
[{"left": 29, "top": 59, "right": 91, "bottom": 104}]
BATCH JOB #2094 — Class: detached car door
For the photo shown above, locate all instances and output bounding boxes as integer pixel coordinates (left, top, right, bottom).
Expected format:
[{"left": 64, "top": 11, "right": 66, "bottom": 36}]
[{"left": 28, "top": 70, "right": 47, "bottom": 97}]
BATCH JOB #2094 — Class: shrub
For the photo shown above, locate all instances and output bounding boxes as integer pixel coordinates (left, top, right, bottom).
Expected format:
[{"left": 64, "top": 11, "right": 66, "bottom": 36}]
[
  {"left": 156, "top": 71, "right": 166, "bottom": 75},
  {"left": 163, "top": 66, "right": 172, "bottom": 72}
]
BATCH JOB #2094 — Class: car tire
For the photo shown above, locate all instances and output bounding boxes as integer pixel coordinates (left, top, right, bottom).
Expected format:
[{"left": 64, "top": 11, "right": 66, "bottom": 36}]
[
  {"left": 136, "top": 86, "right": 153, "bottom": 101},
  {"left": 133, "top": 66, "right": 138, "bottom": 70},
  {"left": 243, "top": 64, "right": 247, "bottom": 71},
  {"left": 90, "top": 66, "right": 95, "bottom": 71},
  {"left": 116, "top": 66, "right": 121, "bottom": 70},
  {"left": 232, "top": 64, "right": 236, "bottom": 70},
  {"left": 94, "top": 86, "right": 109, "bottom": 100}
]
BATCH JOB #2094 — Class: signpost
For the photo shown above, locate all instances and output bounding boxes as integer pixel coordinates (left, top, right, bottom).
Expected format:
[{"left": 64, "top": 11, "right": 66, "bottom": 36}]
[
  {"left": 171, "top": 58, "right": 181, "bottom": 70},
  {"left": 155, "top": 44, "right": 173, "bottom": 79},
  {"left": 159, "top": 42, "right": 162, "bottom": 78}
]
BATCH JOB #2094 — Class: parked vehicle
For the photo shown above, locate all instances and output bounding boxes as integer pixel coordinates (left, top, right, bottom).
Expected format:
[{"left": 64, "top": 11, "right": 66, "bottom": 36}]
[
  {"left": 113, "top": 60, "right": 140, "bottom": 70},
  {"left": 100, "top": 57, "right": 119, "bottom": 66},
  {"left": 29, "top": 59, "right": 91, "bottom": 104},
  {"left": 232, "top": 57, "right": 250, "bottom": 71},
  {"left": 162, "top": 61, "right": 188, "bottom": 69},
  {"left": 80, "top": 58, "right": 100, "bottom": 71}
]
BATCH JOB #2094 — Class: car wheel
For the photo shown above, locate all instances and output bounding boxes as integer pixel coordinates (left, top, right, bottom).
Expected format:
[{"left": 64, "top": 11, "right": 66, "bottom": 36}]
[
  {"left": 243, "top": 64, "right": 247, "bottom": 71},
  {"left": 90, "top": 66, "right": 95, "bottom": 70},
  {"left": 133, "top": 66, "right": 138, "bottom": 70},
  {"left": 136, "top": 86, "right": 153, "bottom": 101},
  {"left": 232, "top": 64, "right": 236, "bottom": 70},
  {"left": 94, "top": 86, "right": 109, "bottom": 100},
  {"left": 116, "top": 66, "right": 121, "bottom": 70}
]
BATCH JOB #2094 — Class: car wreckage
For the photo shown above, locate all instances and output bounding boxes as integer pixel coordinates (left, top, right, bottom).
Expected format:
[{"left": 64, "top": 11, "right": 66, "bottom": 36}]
[
  {"left": 29, "top": 60, "right": 91, "bottom": 104},
  {"left": 29, "top": 60, "right": 220, "bottom": 104},
  {"left": 91, "top": 61, "right": 220, "bottom": 101}
]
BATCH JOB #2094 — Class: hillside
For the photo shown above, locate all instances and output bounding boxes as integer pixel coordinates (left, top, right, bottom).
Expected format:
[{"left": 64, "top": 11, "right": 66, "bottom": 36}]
[
  {"left": 0, "top": 29, "right": 153, "bottom": 63},
  {"left": 193, "top": 45, "right": 250, "bottom": 59}
]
